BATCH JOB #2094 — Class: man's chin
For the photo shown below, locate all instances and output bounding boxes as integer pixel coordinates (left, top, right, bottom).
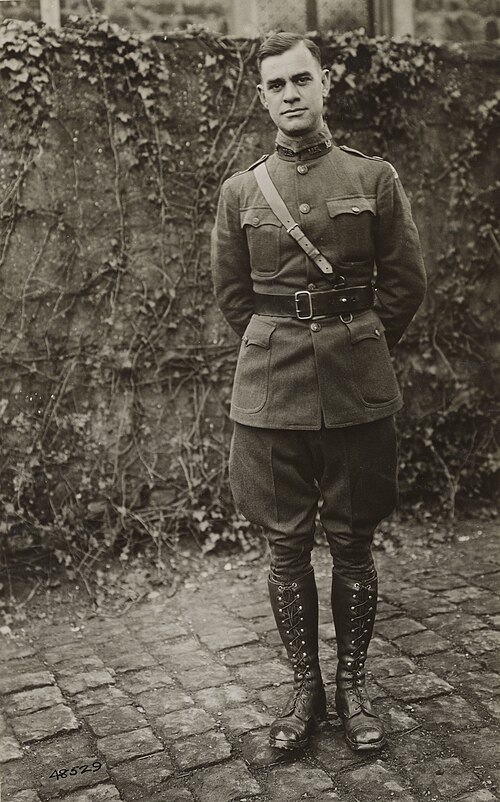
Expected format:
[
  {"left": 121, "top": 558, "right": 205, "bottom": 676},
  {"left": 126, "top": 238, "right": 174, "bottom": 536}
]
[{"left": 278, "top": 119, "right": 314, "bottom": 137}]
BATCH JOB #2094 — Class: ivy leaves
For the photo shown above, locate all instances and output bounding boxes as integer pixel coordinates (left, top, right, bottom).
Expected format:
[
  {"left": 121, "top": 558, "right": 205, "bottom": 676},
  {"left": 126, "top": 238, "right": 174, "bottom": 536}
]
[
  {"left": 0, "top": 14, "right": 497, "bottom": 574},
  {"left": 0, "top": 20, "right": 60, "bottom": 142},
  {"left": 324, "top": 29, "right": 437, "bottom": 135}
]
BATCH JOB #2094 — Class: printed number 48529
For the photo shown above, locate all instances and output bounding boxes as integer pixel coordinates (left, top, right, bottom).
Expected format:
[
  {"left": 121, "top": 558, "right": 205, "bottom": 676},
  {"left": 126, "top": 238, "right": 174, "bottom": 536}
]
[{"left": 49, "top": 762, "right": 102, "bottom": 780}]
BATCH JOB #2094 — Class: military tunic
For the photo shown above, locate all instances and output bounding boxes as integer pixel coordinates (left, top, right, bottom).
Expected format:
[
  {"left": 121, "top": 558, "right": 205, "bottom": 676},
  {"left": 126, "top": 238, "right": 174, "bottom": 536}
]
[{"left": 211, "top": 126, "right": 426, "bottom": 431}]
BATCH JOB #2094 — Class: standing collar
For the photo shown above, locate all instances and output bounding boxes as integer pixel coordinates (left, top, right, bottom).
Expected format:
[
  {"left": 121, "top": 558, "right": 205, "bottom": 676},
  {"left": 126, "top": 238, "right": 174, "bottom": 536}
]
[{"left": 275, "top": 122, "right": 333, "bottom": 161}]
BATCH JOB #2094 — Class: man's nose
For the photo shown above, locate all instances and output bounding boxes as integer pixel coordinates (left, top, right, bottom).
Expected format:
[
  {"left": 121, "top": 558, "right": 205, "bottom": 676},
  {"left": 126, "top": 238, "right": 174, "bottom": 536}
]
[{"left": 283, "top": 80, "right": 300, "bottom": 103}]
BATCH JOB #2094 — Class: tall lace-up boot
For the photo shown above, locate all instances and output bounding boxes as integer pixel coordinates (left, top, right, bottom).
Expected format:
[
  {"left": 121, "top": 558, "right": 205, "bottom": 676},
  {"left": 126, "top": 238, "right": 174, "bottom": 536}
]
[
  {"left": 268, "top": 568, "right": 327, "bottom": 750},
  {"left": 332, "top": 571, "right": 385, "bottom": 751}
]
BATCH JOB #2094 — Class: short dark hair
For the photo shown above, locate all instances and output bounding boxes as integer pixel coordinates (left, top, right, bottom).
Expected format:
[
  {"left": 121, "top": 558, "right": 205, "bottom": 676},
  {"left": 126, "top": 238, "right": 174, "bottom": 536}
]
[{"left": 257, "top": 33, "right": 322, "bottom": 72}]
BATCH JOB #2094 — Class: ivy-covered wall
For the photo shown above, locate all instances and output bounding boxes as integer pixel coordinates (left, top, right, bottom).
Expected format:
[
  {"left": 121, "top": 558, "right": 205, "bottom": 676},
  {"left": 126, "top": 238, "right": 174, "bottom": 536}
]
[{"left": 0, "top": 18, "right": 498, "bottom": 562}]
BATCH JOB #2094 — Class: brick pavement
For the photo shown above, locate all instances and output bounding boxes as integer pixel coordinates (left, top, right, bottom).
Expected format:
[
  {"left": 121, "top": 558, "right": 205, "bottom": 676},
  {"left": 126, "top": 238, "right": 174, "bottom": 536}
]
[{"left": 0, "top": 522, "right": 499, "bottom": 802}]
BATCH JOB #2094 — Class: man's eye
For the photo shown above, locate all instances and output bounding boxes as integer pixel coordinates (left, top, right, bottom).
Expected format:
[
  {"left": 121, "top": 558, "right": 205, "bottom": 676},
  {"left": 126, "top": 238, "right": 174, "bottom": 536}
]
[
  {"left": 269, "top": 83, "right": 282, "bottom": 91},
  {"left": 296, "top": 76, "right": 310, "bottom": 85}
]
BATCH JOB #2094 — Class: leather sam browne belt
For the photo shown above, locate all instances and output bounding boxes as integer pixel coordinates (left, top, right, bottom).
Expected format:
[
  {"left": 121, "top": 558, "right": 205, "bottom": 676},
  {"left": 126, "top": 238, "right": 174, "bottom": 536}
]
[
  {"left": 251, "top": 162, "right": 375, "bottom": 321},
  {"left": 254, "top": 284, "right": 375, "bottom": 321}
]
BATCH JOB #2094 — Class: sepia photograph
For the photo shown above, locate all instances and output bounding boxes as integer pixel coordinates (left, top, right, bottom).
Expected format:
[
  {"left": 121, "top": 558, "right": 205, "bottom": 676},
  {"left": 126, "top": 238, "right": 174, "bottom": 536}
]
[{"left": 0, "top": 1, "right": 499, "bottom": 800}]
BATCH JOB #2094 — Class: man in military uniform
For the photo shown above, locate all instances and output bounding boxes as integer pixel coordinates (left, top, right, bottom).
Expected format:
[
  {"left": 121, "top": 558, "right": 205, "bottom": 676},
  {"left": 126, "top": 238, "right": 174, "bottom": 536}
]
[{"left": 211, "top": 32, "right": 426, "bottom": 752}]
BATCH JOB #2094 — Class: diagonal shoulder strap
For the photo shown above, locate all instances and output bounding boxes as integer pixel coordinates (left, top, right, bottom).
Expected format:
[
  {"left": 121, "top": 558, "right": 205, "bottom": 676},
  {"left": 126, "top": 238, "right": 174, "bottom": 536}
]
[{"left": 254, "top": 161, "right": 334, "bottom": 277}]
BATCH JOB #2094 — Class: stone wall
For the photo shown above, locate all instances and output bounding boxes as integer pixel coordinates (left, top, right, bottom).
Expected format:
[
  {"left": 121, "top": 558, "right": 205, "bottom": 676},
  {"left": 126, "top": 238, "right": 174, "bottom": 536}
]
[
  {"left": 415, "top": 0, "right": 500, "bottom": 40},
  {"left": 0, "top": 0, "right": 227, "bottom": 32},
  {"left": 4, "top": 0, "right": 499, "bottom": 39},
  {"left": 0, "top": 31, "right": 498, "bottom": 535}
]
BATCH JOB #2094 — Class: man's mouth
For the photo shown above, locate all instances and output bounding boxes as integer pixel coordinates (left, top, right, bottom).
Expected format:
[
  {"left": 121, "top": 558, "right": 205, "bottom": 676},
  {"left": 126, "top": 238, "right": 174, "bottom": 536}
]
[{"left": 282, "top": 108, "right": 307, "bottom": 116}]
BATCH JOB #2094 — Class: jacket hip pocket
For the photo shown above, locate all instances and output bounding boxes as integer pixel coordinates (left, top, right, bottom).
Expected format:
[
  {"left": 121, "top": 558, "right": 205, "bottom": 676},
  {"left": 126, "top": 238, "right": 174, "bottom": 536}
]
[
  {"left": 344, "top": 311, "right": 400, "bottom": 406},
  {"left": 231, "top": 316, "right": 276, "bottom": 413}
]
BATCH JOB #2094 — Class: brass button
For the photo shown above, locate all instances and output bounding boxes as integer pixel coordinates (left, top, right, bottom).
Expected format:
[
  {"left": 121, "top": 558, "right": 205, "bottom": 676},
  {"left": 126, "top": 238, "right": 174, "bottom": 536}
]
[
  {"left": 299, "top": 203, "right": 311, "bottom": 214},
  {"left": 307, "top": 283, "right": 316, "bottom": 291},
  {"left": 310, "top": 322, "right": 321, "bottom": 332},
  {"left": 374, "top": 328, "right": 380, "bottom": 337},
  {"left": 351, "top": 206, "right": 360, "bottom": 213},
  {"left": 297, "top": 164, "right": 308, "bottom": 174},
  {"left": 252, "top": 216, "right": 260, "bottom": 225}
]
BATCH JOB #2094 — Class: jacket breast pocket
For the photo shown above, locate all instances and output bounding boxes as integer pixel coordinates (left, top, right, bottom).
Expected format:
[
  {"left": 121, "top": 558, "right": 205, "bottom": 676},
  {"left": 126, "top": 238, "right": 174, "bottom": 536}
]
[
  {"left": 326, "top": 197, "right": 376, "bottom": 264},
  {"left": 240, "top": 207, "right": 281, "bottom": 275},
  {"left": 344, "top": 311, "right": 400, "bottom": 407},
  {"left": 231, "top": 317, "right": 276, "bottom": 413}
]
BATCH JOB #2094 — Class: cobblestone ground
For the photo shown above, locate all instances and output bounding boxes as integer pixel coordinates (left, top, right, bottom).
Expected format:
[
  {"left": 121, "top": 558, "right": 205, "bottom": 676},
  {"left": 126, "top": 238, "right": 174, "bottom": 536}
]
[{"left": 1, "top": 523, "right": 499, "bottom": 802}]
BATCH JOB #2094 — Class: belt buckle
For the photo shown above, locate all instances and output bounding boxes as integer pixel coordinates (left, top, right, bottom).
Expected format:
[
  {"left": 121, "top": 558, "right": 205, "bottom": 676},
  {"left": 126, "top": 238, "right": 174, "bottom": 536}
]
[{"left": 295, "top": 290, "right": 313, "bottom": 320}]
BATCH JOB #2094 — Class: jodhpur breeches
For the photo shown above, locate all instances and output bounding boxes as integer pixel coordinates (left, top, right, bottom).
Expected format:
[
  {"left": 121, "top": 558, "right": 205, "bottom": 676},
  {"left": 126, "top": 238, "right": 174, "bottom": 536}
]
[{"left": 229, "top": 417, "right": 398, "bottom": 581}]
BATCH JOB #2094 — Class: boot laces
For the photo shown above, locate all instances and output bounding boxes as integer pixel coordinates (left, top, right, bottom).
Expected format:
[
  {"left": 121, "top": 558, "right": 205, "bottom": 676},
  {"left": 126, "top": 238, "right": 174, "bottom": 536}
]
[
  {"left": 347, "top": 582, "right": 375, "bottom": 690},
  {"left": 278, "top": 582, "right": 308, "bottom": 675},
  {"left": 277, "top": 582, "right": 313, "bottom": 710}
]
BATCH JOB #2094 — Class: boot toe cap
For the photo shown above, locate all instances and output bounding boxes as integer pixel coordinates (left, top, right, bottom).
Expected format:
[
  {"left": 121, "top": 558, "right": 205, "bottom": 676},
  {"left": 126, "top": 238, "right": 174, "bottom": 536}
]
[
  {"left": 270, "top": 722, "right": 300, "bottom": 742},
  {"left": 348, "top": 720, "right": 385, "bottom": 750},
  {"left": 269, "top": 718, "right": 310, "bottom": 750}
]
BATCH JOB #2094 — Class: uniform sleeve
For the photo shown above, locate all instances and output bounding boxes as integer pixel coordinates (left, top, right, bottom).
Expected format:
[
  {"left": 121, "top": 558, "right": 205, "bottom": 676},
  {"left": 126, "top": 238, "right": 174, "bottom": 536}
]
[
  {"left": 374, "top": 163, "right": 427, "bottom": 350},
  {"left": 210, "top": 178, "right": 254, "bottom": 338}
]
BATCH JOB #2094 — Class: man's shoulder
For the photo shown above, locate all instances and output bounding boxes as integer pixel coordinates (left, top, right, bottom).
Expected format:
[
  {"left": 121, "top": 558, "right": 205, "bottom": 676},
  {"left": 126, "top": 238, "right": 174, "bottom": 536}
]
[
  {"left": 220, "top": 153, "right": 271, "bottom": 200},
  {"left": 227, "top": 153, "right": 270, "bottom": 181},
  {"left": 337, "top": 144, "right": 399, "bottom": 179}
]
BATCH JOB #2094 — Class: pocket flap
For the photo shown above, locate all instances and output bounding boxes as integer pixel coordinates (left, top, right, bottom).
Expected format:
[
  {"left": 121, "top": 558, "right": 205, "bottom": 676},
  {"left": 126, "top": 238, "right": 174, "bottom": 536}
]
[
  {"left": 240, "top": 208, "right": 281, "bottom": 228},
  {"left": 242, "top": 317, "right": 276, "bottom": 349},
  {"left": 327, "top": 197, "right": 377, "bottom": 219},
  {"left": 346, "top": 314, "right": 385, "bottom": 344}
]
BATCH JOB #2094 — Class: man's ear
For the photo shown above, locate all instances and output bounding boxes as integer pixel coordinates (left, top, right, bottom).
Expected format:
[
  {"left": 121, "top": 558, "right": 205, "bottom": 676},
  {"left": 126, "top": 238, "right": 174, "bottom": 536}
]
[
  {"left": 257, "top": 84, "right": 268, "bottom": 108},
  {"left": 321, "top": 68, "right": 331, "bottom": 98}
]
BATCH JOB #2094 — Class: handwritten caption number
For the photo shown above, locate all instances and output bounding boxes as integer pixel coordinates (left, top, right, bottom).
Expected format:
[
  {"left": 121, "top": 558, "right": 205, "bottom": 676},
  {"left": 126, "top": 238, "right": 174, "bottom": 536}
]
[{"left": 49, "top": 762, "right": 102, "bottom": 780}]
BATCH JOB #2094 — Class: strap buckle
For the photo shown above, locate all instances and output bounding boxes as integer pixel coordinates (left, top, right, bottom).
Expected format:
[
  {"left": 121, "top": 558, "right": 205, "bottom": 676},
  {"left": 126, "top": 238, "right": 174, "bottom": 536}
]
[{"left": 295, "top": 290, "right": 313, "bottom": 320}]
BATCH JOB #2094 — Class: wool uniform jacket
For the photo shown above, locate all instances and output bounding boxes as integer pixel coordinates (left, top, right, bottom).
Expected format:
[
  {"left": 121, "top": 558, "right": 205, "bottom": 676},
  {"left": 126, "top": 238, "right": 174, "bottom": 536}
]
[{"left": 211, "top": 132, "right": 426, "bottom": 430}]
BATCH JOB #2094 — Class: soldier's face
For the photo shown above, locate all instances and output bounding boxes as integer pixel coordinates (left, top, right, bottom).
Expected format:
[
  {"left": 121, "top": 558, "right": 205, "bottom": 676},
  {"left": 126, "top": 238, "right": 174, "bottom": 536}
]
[{"left": 257, "top": 43, "right": 330, "bottom": 137}]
